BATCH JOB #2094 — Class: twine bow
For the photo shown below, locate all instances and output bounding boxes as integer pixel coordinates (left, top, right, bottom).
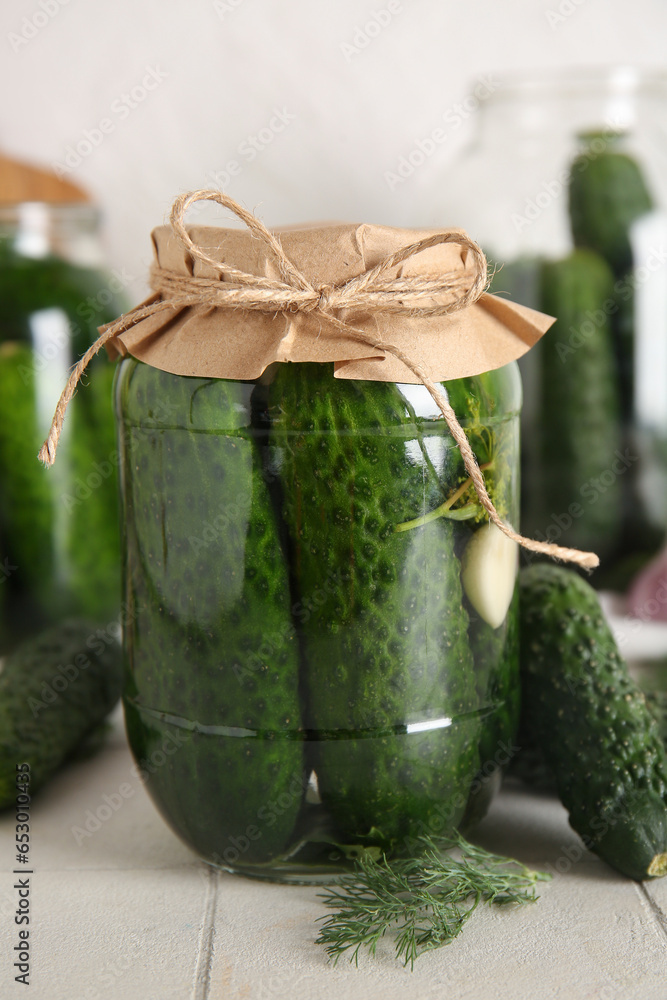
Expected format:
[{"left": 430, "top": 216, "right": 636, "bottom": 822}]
[{"left": 38, "top": 189, "right": 598, "bottom": 571}]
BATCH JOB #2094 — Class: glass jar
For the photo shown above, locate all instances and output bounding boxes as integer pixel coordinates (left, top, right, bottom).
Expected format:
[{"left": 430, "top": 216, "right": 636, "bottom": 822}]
[
  {"left": 0, "top": 202, "right": 127, "bottom": 646},
  {"left": 116, "top": 355, "right": 521, "bottom": 882},
  {"left": 426, "top": 69, "right": 667, "bottom": 590}
]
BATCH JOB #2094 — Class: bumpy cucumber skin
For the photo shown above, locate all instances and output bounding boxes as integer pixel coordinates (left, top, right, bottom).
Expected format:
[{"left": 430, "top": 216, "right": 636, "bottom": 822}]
[
  {"left": 0, "top": 249, "right": 124, "bottom": 642},
  {"left": 519, "top": 563, "right": 667, "bottom": 880},
  {"left": 523, "top": 250, "right": 623, "bottom": 559},
  {"left": 452, "top": 377, "right": 521, "bottom": 825},
  {"left": 117, "top": 360, "right": 305, "bottom": 865},
  {"left": 470, "top": 587, "right": 520, "bottom": 767},
  {"left": 460, "top": 590, "right": 520, "bottom": 830},
  {"left": 0, "top": 619, "right": 121, "bottom": 807},
  {"left": 270, "top": 363, "right": 482, "bottom": 849},
  {"left": 512, "top": 690, "right": 667, "bottom": 793},
  {"left": 310, "top": 519, "right": 478, "bottom": 850},
  {"left": 568, "top": 147, "right": 654, "bottom": 277}
]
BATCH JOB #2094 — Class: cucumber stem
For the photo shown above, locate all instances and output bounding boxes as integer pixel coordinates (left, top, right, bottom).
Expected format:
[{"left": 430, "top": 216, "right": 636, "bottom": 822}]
[
  {"left": 647, "top": 853, "right": 667, "bottom": 879},
  {"left": 395, "top": 461, "right": 492, "bottom": 533}
]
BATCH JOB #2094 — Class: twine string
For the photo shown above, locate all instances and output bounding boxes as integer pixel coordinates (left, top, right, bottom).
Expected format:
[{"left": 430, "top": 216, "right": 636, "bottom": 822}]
[{"left": 38, "top": 189, "right": 599, "bottom": 570}]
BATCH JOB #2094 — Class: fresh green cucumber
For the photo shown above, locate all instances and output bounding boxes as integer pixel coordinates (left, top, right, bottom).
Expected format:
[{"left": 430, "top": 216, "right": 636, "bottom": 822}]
[
  {"left": 270, "top": 362, "right": 521, "bottom": 850},
  {"left": 521, "top": 249, "right": 623, "bottom": 560},
  {"left": 0, "top": 619, "right": 122, "bottom": 807},
  {"left": 518, "top": 562, "right": 667, "bottom": 880},
  {"left": 470, "top": 587, "right": 520, "bottom": 767},
  {"left": 569, "top": 138, "right": 653, "bottom": 427},
  {"left": 511, "top": 688, "right": 667, "bottom": 795},
  {"left": 568, "top": 137, "right": 654, "bottom": 277},
  {"left": 117, "top": 359, "right": 306, "bottom": 866},
  {"left": 448, "top": 373, "right": 522, "bottom": 823},
  {"left": 0, "top": 342, "right": 56, "bottom": 618},
  {"left": 459, "top": 588, "right": 520, "bottom": 830}
]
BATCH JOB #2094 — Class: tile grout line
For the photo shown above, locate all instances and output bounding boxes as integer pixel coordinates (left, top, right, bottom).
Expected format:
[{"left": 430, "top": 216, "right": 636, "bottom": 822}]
[
  {"left": 635, "top": 882, "right": 667, "bottom": 945},
  {"left": 193, "top": 865, "right": 219, "bottom": 1000}
]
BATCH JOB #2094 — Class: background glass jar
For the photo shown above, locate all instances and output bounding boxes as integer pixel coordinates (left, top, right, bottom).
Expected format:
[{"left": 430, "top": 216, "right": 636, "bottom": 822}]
[
  {"left": 0, "top": 202, "right": 127, "bottom": 646},
  {"left": 426, "top": 69, "right": 667, "bottom": 591},
  {"left": 116, "top": 356, "right": 521, "bottom": 882}
]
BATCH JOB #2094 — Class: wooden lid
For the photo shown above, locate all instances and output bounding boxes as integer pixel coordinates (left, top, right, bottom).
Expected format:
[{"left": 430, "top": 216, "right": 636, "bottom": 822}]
[{"left": 0, "top": 153, "right": 90, "bottom": 205}]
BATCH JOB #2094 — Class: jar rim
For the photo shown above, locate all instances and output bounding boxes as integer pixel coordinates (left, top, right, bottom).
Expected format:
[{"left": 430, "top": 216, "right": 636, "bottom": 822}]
[
  {"left": 0, "top": 201, "right": 101, "bottom": 227},
  {"left": 483, "top": 66, "right": 667, "bottom": 104},
  {"left": 0, "top": 201, "right": 104, "bottom": 264}
]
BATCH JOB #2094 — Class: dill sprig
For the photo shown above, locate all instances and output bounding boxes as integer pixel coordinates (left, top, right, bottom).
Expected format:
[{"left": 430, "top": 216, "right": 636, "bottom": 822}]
[{"left": 316, "top": 832, "right": 550, "bottom": 969}]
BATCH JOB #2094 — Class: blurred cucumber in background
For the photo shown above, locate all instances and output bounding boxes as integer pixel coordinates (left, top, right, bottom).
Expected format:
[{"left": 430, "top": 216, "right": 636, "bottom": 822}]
[{"left": 431, "top": 69, "right": 667, "bottom": 595}]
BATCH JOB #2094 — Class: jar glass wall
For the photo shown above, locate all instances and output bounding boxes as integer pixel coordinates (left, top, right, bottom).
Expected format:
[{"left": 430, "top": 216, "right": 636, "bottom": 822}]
[
  {"left": 116, "top": 357, "right": 521, "bottom": 882},
  {"left": 0, "top": 202, "right": 127, "bottom": 644}
]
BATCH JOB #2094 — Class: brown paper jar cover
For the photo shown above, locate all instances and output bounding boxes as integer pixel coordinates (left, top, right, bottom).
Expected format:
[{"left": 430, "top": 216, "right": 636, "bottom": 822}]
[{"left": 106, "top": 221, "right": 555, "bottom": 384}]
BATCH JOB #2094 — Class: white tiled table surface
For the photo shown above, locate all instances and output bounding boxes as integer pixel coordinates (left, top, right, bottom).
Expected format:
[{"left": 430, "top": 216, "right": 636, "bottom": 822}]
[{"left": 2, "top": 705, "right": 667, "bottom": 1000}]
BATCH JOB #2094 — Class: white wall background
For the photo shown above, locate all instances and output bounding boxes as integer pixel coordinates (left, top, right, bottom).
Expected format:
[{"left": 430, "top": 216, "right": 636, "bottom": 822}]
[{"left": 1, "top": 0, "right": 666, "bottom": 302}]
